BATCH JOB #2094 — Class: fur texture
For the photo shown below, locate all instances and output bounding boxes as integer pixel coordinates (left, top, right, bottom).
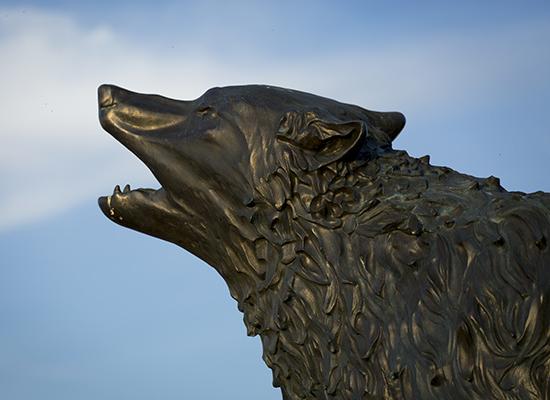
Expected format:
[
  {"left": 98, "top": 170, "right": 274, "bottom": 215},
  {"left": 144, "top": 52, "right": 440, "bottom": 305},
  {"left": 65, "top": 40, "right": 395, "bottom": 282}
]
[{"left": 244, "top": 148, "right": 550, "bottom": 399}]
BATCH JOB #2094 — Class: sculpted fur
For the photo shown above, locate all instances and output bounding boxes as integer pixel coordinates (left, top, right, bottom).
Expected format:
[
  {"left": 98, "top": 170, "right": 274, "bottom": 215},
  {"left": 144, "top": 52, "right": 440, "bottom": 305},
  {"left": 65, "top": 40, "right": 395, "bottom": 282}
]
[{"left": 97, "top": 84, "right": 550, "bottom": 399}]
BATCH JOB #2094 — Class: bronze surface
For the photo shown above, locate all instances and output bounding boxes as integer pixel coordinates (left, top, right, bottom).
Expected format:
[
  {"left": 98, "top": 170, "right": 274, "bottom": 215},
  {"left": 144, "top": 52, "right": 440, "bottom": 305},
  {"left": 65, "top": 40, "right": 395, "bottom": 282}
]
[{"left": 98, "top": 84, "right": 550, "bottom": 399}]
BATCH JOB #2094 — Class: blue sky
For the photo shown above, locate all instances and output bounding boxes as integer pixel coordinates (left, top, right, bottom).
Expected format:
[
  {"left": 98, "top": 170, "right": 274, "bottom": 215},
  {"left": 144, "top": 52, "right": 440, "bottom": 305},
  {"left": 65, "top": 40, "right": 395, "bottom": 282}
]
[{"left": 1, "top": 1, "right": 549, "bottom": 399}]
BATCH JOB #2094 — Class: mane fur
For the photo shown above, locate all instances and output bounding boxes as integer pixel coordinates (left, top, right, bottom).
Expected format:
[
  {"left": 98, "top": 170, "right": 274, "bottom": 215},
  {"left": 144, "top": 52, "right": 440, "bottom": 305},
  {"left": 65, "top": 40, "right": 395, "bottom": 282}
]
[{"left": 219, "top": 140, "right": 550, "bottom": 399}]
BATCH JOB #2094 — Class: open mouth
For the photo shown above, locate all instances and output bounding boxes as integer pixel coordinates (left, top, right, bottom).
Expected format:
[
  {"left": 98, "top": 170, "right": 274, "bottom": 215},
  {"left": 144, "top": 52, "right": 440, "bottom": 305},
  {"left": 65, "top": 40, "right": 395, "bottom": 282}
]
[
  {"left": 97, "top": 84, "right": 193, "bottom": 235},
  {"left": 97, "top": 85, "right": 170, "bottom": 229}
]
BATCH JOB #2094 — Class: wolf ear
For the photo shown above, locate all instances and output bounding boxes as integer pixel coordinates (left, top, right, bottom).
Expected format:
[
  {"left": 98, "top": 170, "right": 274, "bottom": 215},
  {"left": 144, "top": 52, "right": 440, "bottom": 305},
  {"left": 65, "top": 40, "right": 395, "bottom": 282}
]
[
  {"left": 277, "top": 111, "right": 366, "bottom": 170},
  {"left": 366, "top": 110, "right": 406, "bottom": 145}
]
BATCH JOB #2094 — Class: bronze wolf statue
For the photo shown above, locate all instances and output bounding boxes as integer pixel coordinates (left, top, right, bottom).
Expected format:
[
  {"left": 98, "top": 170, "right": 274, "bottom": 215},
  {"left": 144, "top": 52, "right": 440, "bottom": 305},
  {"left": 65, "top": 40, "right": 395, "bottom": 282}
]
[{"left": 98, "top": 84, "right": 550, "bottom": 399}]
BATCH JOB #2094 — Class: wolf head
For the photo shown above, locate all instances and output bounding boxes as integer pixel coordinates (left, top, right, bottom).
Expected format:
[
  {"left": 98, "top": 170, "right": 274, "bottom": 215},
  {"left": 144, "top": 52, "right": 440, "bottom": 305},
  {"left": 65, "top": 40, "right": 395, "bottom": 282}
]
[{"left": 98, "top": 84, "right": 405, "bottom": 264}]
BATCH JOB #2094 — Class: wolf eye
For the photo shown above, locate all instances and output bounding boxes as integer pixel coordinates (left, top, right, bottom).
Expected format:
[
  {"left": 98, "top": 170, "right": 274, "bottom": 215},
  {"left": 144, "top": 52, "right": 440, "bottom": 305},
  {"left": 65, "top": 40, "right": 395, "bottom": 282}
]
[{"left": 196, "top": 106, "right": 215, "bottom": 116}]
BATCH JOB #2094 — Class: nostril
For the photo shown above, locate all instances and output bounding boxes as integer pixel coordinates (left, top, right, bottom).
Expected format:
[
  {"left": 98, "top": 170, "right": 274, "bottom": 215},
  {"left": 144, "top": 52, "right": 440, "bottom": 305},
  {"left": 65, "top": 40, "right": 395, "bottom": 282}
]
[{"left": 98, "top": 84, "right": 115, "bottom": 108}]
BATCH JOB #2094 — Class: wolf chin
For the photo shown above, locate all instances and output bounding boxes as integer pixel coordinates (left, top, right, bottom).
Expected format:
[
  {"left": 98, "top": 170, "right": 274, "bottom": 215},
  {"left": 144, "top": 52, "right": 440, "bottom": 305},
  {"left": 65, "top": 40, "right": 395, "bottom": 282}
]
[{"left": 97, "top": 84, "right": 550, "bottom": 400}]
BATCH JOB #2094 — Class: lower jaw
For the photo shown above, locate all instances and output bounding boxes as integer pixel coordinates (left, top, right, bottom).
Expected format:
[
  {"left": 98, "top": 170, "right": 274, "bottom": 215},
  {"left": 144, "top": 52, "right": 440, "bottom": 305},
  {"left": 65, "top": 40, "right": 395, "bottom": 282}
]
[{"left": 98, "top": 184, "right": 158, "bottom": 222}]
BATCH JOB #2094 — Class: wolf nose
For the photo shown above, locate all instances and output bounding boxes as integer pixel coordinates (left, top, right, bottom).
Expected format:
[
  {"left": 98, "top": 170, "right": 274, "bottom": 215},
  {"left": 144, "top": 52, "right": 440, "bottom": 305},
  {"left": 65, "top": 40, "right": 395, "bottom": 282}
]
[{"left": 98, "top": 84, "right": 115, "bottom": 108}]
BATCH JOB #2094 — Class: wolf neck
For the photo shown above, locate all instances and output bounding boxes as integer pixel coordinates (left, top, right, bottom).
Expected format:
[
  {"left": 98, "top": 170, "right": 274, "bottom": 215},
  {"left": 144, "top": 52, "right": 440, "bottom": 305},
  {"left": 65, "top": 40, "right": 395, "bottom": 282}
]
[{"left": 213, "top": 150, "right": 508, "bottom": 399}]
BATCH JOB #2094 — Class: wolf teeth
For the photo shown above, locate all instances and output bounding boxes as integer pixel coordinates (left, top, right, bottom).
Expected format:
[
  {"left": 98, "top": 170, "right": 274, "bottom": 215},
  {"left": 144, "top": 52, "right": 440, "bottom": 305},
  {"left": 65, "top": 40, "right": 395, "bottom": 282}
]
[{"left": 113, "top": 184, "right": 131, "bottom": 195}]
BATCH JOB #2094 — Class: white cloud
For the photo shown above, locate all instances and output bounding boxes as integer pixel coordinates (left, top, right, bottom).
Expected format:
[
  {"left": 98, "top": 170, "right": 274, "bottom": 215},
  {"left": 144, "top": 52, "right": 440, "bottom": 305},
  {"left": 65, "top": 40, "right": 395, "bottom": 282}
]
[{"left": 0, "top": 7, "right": 548, "bottom": 231}]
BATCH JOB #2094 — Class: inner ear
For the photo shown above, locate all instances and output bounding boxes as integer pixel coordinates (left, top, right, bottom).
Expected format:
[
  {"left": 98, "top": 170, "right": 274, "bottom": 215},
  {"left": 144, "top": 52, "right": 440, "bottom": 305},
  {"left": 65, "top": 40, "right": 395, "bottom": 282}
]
[{"left": 277, "top": 111, "right": 366, "bottom": 170}]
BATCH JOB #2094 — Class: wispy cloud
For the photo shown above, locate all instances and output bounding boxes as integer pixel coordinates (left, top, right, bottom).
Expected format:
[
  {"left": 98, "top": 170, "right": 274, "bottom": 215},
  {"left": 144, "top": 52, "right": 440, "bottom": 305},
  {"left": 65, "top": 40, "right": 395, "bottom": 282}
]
[{"left": 0, "top": 7, "right": 548, "bottom": 231}]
